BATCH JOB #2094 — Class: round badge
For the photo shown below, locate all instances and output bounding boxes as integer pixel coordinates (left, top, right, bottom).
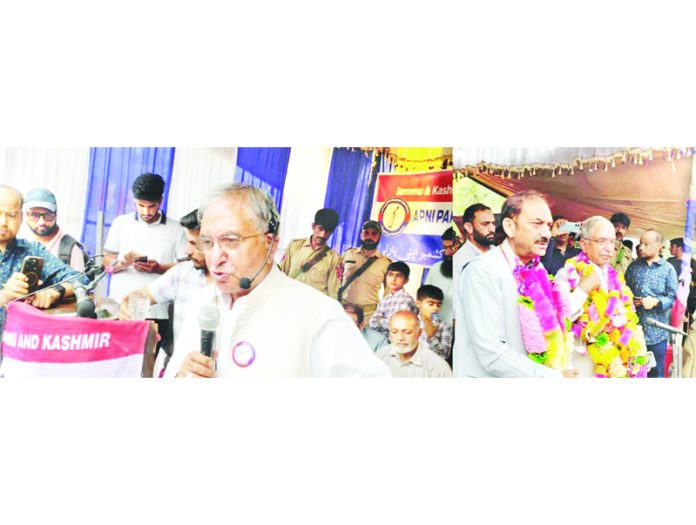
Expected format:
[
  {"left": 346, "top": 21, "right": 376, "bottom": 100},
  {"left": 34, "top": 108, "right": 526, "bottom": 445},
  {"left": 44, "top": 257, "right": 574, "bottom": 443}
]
[{"left": 232, "top": 341, "right": 256, "bottom": 368}]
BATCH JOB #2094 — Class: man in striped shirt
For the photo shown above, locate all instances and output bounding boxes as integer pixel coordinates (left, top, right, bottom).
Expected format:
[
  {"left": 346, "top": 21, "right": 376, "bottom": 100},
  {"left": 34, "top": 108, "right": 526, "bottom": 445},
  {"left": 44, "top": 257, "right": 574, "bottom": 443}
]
[{"left": 119, "top": 209, "right": 209, "bottom": 376}]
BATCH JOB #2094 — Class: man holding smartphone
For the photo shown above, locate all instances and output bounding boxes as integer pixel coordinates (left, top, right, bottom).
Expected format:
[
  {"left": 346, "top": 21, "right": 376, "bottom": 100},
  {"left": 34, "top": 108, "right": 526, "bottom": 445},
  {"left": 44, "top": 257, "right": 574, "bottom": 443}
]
[
  {"left": 102, "top": 173, "right": 186, "bottom": 353},
  {"left": 0, "top": 185, "right": 88, "bottom": 336},
  {"left": 540, "top": 215, "right": 581, "bottom": 276}
]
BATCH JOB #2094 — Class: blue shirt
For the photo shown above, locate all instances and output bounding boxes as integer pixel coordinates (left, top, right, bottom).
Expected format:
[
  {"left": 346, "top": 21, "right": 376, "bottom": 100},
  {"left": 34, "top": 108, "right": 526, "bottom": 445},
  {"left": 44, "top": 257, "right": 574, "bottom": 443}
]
[
  {"left": 1, "top": 238, "right": 89, "bottom": 335},
  {"left": 625, "top": 257, "right": 678, "bottom": 345}
]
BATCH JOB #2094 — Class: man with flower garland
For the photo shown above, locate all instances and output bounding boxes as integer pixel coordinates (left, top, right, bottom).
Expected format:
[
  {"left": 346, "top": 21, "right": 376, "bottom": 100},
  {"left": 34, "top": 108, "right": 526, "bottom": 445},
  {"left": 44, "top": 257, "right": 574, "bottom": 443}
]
[
  {"left": 553, "top": 216, "right": 651, "bottom": 378},
  {"left": 453, "top": 190, "right": 578, "bottom": 378}
]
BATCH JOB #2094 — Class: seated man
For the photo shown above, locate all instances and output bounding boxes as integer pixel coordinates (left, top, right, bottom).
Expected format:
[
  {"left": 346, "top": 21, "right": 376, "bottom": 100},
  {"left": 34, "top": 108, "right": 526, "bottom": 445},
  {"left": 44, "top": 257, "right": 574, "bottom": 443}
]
[
  {"left": 0, "top": 185, "right": 88, "bottom": 337},
  {"left": 416, "top": 285, "right": 452, "bottom": 361},
  {"left": 375, "top": 310, "right": 452, "bottom": 378},
  {"left": 343, "top": 302, "right": 389, "bottom": 352},
  {"left": 368, "top": 261, "right": 418, "bottom": 337}
]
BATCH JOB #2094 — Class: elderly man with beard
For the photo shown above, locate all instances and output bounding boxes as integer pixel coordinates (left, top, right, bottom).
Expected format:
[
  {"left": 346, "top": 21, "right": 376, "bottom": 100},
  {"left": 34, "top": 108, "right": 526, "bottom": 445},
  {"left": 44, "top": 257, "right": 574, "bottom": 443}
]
[
  {"left": 336, "top": 220, "right": 392, "bottom": 325},
  {"left": 453, "top": 191, "right": 579, "bottom": 378},
  {"left": 166, "top": 184, "right": 390, "bottom": 378},
  {"left": 424, "top": 227, "right": 457, "bottom": 324},
  {"left": 280, "top": 208, "right": 341, "bottom": 299},
  {"left": 625, "top": 229, "right": 677, "bottom": 378},
  {"left": 553, "top": 216, "right": 651, "bottom": 378},
  {"left": 375, "top": 310, "right": 452, "bottom": 378}
]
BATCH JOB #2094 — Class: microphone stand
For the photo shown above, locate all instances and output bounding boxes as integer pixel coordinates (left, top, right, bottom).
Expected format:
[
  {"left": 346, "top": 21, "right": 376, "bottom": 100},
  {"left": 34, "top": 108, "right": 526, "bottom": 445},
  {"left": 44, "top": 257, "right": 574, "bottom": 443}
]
[{"left": 672, "top": 331, "right": 683, "bottom": 378}]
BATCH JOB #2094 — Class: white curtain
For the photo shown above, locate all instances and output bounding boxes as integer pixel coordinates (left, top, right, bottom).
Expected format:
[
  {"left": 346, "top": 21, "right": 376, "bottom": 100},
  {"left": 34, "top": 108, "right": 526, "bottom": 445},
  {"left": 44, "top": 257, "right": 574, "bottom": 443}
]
[
  {"left": 167, "top": 148, "right": 238, "bottom": 221},
  {"left": 454, "top": 147, "right": 630, "bottom": 168},
  {"left": 276, "top": 147, "right": 333, "bottom": 262},
  {"left": 0, "top": 148, "right": 90, "bottom": 240}
]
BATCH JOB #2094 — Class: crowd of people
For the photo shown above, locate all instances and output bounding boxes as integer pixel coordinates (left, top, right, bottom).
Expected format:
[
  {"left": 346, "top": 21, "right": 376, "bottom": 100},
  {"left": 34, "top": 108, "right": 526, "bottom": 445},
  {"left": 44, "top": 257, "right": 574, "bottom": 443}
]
[{"left": 0, "top": 176, "right": 692, "bottom": 378}]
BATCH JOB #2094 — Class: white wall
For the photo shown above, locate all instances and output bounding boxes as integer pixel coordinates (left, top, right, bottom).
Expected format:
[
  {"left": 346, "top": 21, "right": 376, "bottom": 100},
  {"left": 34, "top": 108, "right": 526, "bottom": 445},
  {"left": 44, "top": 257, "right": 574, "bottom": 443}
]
[
  {"left": 167, "top": 148, "right": 238, "bottom": 221},
  {"left": 0, "top": 148, "right": 91, "bottom": 240}
]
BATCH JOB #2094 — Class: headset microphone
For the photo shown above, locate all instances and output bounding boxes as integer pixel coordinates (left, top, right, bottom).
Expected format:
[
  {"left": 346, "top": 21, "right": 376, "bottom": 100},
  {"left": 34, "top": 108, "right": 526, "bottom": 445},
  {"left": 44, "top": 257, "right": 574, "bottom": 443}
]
[{"left": 239, "top": 213, "right": 279, "bottom": 290}]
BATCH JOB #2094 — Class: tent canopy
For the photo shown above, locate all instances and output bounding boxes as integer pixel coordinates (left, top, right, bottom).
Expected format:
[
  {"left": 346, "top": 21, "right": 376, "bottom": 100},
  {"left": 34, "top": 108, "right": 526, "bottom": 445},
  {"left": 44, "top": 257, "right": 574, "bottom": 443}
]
[{"left": 455, "top": 149, "right": 694, "bottom": 241}]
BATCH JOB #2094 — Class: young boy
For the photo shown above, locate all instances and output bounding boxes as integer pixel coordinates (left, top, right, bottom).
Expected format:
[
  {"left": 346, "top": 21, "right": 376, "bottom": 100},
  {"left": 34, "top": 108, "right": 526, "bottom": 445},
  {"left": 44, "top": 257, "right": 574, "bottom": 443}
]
[
  {"left": 368, "top": 261, "right": 418, "bottom": 337},
  {"left": 416, "top": 284, "right": 453, "bottom": 361}
]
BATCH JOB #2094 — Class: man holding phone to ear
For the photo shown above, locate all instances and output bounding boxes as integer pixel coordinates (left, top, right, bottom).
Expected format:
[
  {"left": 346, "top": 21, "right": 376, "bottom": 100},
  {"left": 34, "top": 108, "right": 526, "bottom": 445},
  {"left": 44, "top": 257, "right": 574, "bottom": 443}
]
[{"left": 0, "top": 185, "right": 88, "bottom": 336}]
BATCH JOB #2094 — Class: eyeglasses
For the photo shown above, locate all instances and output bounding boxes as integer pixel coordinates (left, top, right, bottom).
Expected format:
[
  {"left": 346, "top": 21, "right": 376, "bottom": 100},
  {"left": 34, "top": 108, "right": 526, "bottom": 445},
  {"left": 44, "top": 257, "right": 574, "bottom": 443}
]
[
  {"left": 195, "top": 232, "right": 266, "bottom": 252},
  {"left": 586, "top": 238, "right": 616, "bottom": 248},
  {"left": 27, "top": 211, "right": 56, "bottom": 221}
]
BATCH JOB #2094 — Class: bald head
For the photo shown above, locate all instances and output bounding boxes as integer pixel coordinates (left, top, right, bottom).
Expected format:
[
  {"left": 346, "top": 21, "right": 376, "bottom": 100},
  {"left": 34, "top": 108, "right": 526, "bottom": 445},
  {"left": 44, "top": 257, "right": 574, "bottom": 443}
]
[
  {"left": 639, "top": 229, "right": 663, "bottom": 261},
  {"left": 388, "top": 310, "right": 422, "bottom": 355},
  {"left": 389, "top": 310, "right": 419, "bottom": 329},
  {"left": 0, "top": 185, "right": 23, "bottom": 208},
  {"left": 0, "top": 185, "right": 24, "bottom": 249}
]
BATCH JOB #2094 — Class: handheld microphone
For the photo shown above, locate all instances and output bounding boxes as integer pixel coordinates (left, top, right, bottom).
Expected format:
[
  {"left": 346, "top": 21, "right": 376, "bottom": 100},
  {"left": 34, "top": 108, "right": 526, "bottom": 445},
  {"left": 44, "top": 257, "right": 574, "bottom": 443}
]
[
  {"left": 198, "top": 304, "right": 220, "bottom": 358},
  {"left": 643, "top": 317, "right": 687, "bottom": 337}
]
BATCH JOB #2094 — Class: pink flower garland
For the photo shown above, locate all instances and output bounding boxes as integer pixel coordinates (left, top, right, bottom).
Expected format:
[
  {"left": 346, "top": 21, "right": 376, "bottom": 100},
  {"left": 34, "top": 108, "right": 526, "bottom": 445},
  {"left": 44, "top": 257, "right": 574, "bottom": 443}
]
[{"left": 512, "top": 257, "right": 572, "bottom": 368}]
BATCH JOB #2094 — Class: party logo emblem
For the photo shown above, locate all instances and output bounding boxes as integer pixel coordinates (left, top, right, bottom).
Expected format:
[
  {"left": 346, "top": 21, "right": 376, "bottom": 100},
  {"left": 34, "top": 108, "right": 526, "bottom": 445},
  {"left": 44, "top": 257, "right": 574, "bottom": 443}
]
[{"left": 378, "top": 198, "right": 411, "bottom": 237}]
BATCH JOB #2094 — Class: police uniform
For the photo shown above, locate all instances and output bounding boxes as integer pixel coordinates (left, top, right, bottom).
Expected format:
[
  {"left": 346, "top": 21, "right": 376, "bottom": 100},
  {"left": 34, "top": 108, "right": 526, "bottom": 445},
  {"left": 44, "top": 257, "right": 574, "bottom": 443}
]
[
  {"left": 338, "top": 247, "right": 391, "bottom": 324},
  {"left": 280, "top": 237, "right": 341, "bottom": 299},
  {"left": 611, "top": 242, "right": 634, "bottom": 274}
]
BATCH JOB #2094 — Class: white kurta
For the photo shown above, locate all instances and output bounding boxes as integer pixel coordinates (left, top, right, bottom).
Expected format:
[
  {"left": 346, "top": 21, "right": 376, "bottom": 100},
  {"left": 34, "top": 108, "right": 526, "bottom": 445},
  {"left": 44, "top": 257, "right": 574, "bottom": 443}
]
[
  {"left": 165, "top": 266, "right": 391, "bottom": 378},
  {"left": 452, "top": 240, "right": 563, "bottom": 378}
]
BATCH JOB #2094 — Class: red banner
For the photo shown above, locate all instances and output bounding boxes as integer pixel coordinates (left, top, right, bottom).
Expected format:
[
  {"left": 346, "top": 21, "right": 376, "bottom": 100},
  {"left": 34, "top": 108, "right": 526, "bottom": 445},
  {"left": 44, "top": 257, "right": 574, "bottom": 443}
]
[{"left": 1, "top": 302, "right": 150, "bottom": 377}]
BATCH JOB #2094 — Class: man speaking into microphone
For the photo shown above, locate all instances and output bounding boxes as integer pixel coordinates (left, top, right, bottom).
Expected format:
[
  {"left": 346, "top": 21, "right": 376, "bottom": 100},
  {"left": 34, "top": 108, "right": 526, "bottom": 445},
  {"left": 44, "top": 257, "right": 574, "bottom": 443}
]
[{"left": 165, "top": 183, "right": 390, "bottom": 378}]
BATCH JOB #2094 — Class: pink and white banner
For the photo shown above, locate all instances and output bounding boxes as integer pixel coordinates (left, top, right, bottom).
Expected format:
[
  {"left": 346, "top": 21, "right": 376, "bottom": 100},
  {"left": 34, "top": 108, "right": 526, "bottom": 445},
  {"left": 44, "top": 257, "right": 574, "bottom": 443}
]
[{"left": 1, "top": 302, "right": 150, "bottom": 378}]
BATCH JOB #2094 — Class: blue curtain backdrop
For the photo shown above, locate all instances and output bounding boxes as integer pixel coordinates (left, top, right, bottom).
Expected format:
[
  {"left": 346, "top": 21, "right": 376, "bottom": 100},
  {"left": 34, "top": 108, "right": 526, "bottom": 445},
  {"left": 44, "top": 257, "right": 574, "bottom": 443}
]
[
  {"left": 81, "top": 147, "right": 176, "bottom": 255},
  {"left": 234, "top": 148, "right": 291, "bottom": 212},
  {"left": 324, "top": 148, "right": 375, "bottom": 255}
]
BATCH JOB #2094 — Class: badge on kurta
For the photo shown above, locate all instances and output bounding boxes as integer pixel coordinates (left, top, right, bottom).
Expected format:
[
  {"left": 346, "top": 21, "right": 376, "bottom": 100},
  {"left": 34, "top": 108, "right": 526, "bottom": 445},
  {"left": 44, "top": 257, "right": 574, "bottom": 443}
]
[{"left": 232, "top": 341, "right": 256, "bottom": 367}]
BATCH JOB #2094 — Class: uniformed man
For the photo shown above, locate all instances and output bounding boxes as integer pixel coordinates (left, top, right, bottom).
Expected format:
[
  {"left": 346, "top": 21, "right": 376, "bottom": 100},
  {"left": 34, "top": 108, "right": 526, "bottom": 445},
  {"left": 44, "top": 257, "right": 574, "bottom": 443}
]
[
  {"left": 280, "top": 208, "right": 341, "bottom": 299},
  {"left": 337, "top": 220, "right": 392, "bottom": 325},
  {"left": 610, "top": 211, "right": 634, "bottom": 273}
]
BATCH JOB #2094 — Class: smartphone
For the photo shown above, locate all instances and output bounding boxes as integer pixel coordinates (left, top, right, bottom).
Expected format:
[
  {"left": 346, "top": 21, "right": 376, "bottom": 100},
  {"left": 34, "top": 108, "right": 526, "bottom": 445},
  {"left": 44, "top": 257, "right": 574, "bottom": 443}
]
[
  {"left": 134, "top": 256, "right": 148, "bottom": 263},
  {"left": 559, "top": 221, "right": 581, "bottom": 235},
  {"left": 20, "top": 256, "right": 43, "bottom": 293}
]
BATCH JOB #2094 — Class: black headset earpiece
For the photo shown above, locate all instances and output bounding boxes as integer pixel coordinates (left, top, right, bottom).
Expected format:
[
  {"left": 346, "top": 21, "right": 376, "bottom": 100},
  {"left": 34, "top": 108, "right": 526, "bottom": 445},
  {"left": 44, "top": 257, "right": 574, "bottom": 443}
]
[
  {"left": 268, "top": 212, "right": 279, "bottom": 235},
  {"left": 239, "top": 212, "right": 280, "bottom": 290}
]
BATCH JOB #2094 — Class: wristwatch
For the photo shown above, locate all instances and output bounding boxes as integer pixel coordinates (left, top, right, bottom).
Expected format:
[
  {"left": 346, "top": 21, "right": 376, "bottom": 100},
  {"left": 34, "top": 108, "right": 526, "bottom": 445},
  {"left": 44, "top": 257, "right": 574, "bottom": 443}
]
[{"left": 54, "top": 283, "right": 66, "bottom": 301}]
